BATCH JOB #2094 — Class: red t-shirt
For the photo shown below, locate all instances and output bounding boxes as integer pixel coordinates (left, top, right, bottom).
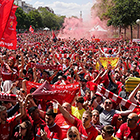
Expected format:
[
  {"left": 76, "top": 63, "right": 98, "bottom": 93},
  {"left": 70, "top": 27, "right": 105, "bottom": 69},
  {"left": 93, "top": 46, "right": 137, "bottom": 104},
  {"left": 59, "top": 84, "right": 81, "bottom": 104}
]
[
  {"left": 55, "top": 114, "right": 88, "bottom": 140},
  {"left": 86, "top": 125, "right": 98, "bottom": 140},
  {"left": 0, "top": 116, "right": 18, "bottom": 140},
  {"left": 37, "top": 123, "right": 62, "bottom": 140},
  {"left": 73, "top": 117, "right": 88, "bottom": 140},
  {"left": 116, "top": 122, "right": 140, "bottom": 140}
]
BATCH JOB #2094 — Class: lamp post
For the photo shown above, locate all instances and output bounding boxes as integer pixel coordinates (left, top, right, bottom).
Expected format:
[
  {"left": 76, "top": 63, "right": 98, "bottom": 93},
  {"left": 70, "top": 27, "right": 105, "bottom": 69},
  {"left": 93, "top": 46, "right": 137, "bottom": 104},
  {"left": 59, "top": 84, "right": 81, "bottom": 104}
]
[{"left": 136, "top": 19, "right": 140, "bottom": 38}]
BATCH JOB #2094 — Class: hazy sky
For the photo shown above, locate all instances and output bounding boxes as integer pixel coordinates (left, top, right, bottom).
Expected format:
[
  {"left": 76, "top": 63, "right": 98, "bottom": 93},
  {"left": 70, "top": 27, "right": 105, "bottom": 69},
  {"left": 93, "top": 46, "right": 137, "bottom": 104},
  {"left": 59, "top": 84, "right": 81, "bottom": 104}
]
[{"left": 26, "top": 0, "right": 96, "bottom": 19}]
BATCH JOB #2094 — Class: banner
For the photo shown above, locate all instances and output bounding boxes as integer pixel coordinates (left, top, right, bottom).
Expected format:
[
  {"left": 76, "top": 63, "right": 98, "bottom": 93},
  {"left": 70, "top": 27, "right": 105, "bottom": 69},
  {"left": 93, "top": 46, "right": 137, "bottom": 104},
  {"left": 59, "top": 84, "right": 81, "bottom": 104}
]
[
  {"left": 0, "top": 3, "right": 17, "bottom": 50},
  {"left": 125, "top": 77, "right": 140, "bottom": 92},
  {"left": 29, "top": 25, "right": 34, "bottom": 33},
  {"left": 89, "top": 82, "right": 140, "bottom": 111},
  {"left": 0, "top": 93, "right": 17, "bottom": 102},
  {"left": 96, "top": 57, "right": 119, "bottom": 69},
  {"left": 29, "top": 63, "right": 62, "bottom": 70},
  {"left": 31, "top": 81, "right": 80, "bottom": 104},
  {"left": 26, "top": 81, "right": 41, "bottom": 94},
  {"left": 0, "top": 0, "right": 14, "bottom": 39}
]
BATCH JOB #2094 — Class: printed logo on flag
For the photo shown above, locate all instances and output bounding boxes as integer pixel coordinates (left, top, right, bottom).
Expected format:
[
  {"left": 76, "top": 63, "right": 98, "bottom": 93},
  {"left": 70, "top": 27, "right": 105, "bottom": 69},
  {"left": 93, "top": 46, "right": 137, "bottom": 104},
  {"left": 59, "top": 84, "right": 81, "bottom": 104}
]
[{"left": 10, "top": 21, "right": 13, "bottom": 27}]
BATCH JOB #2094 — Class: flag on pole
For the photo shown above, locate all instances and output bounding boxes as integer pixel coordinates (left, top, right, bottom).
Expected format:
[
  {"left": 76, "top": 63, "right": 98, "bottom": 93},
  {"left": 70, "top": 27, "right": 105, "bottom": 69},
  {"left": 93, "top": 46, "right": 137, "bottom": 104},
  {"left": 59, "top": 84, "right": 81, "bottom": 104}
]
[
  {"left": 0, "top": 0, "right": 14, "bottom": 39},
  {"left": 52, "top": 30, "right": 57, "bottom": 42},
  {"left": 0, "top": 1, "right": 17, "bottom": 50},
  {"left": 29, "top": 25, "right": 34, "bottom": 33}
]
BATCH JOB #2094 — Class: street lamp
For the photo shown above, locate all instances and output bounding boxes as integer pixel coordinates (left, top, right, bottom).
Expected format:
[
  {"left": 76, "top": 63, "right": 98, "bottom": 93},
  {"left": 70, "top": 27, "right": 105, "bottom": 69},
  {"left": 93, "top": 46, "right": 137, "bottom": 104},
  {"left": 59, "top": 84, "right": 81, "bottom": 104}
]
[{"left": 136, "top": 19, "right": 140, "bottom": 38}]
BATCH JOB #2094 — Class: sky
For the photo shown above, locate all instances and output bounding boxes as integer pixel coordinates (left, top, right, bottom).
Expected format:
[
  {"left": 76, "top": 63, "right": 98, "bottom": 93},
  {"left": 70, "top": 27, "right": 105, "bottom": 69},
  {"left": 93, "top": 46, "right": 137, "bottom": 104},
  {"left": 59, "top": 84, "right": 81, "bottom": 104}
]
[{"left": 25, "top": 0, "right": 96, "bottom": 20}]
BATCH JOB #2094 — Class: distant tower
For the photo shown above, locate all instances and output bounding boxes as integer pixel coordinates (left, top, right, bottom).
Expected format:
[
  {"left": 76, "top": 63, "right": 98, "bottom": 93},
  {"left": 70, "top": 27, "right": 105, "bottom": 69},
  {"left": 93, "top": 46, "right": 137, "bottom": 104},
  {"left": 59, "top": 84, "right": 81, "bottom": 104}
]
[
  {"left": 80, "top": 11, "right": 83, "bottom": 22},
  {"left": 80, "top": 11, "right": 82, "bottom": 19}
]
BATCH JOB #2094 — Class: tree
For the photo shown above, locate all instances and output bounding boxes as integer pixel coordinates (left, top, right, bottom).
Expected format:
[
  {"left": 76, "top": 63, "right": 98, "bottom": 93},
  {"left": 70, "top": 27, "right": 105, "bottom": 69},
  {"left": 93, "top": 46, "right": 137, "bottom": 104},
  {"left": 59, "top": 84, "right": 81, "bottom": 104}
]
[
  {"left": 39, "top": 7, "right": 65, "bottom": 29},
  {"left": 28, "top": 10, "right": 43, "bottom": 29},
  {"left": 15, "top": 7, "right": 27, "bottom": 30},
  {"left": 103, "top": 0, "right": 140, "bottom": 39}
]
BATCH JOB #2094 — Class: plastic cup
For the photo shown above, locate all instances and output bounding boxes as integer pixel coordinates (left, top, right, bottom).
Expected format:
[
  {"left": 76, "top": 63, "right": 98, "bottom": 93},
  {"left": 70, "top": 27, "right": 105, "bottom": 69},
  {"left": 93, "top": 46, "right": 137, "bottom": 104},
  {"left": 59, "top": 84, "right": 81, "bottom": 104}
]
[{"left": 53, "top": 102, "right": 58, "bottom": 113}]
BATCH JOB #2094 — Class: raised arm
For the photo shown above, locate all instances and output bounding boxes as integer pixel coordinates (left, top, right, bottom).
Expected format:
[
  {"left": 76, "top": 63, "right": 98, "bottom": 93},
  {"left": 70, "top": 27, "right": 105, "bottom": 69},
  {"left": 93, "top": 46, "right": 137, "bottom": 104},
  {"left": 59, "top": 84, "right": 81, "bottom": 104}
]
[{"left": 53, "top": 99, "right": 75, "bottom": 124}]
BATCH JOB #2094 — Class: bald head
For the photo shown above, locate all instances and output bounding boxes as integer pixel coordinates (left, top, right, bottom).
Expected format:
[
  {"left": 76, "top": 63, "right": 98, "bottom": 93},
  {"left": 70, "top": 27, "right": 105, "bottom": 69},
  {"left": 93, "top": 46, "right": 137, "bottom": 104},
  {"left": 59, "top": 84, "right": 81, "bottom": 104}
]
[
  {"left": 127, "top": 113, "right": 139, "bottom": 128},
  {"left": 62, "top": 102, "right": 71, "bottom": 113},
  {"left": 128, "top": 113, "right": 139, "bottom": 121}
]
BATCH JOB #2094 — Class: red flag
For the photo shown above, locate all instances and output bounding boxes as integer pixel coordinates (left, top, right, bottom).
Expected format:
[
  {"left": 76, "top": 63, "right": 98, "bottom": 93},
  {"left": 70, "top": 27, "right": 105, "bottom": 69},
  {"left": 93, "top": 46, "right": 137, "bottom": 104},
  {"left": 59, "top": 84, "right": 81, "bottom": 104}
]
[
  {"left": 29, "top": 25, "right": 34, "bottom": 33},
  {"left": 0, "top": 4, "right": 18, "bottom": 50},
  {"left": 31, "top": 81, "right": 80, "bottom": 104},
  {"left": 0, "top": 0, "right": 14, "bottom": 39},
  {"left": 0, "top": 2, "right": 17, "bottom": 50},
  {"left": 52, "top": 30, "right": 56, "bottom": 39}
]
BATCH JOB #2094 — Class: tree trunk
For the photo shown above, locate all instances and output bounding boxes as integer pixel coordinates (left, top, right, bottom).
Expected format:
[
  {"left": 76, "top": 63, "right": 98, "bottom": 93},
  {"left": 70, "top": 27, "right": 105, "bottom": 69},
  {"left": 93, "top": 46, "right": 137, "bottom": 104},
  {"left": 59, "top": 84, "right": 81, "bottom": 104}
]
[
  {"left": 137, "top": 24, "right": 139, "bottom": 39},
  {"left": 119, "top": 25, "right": 121, "bottom": 37},
  {"left": 124, "top": 28, "right": 126, "bottom": 40},
  {"left": 130, "top": 25, "right": 133, "bottom": 40}
]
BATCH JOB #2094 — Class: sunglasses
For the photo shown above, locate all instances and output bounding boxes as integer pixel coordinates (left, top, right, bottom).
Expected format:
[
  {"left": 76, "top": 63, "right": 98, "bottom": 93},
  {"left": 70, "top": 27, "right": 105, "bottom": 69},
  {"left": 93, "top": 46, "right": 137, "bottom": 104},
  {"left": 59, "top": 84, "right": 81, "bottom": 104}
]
[
  {"left": 93, "top": 114, "right": 99, "bottom": 117},
  {"left": 69, "top": 135, "right": 77, "bottom": 138},
  {"left": 118, "top": 118, "right": 123, "bottom": 121},
  {"left": 127, "top": 118, "right": 133, "bottom": 121},
  {"left": 105, "top": 102, "right": 112, "bottom": 104}
]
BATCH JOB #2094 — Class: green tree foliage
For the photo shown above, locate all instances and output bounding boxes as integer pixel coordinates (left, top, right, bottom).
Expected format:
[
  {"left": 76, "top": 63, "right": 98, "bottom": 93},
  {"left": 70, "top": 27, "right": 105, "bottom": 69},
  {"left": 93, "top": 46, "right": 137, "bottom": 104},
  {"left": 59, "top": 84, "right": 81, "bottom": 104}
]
[
  {"left": 92, "top": 0, "right": 140, "bottom": 39},
  {"left": 15, "top": 6, "right": 65, "bottom": 31},
  {"left": 39, "top": 7, "right": 65, "bottom": 30},
  {"left": 105, "top": 0, "right": 140, "bottom": 28},
  {"left": 28, "top": 10, "right": 43, "bottom": 28},
  {"left": 15, "top": 7, "right": 27, "bottom": 30}
]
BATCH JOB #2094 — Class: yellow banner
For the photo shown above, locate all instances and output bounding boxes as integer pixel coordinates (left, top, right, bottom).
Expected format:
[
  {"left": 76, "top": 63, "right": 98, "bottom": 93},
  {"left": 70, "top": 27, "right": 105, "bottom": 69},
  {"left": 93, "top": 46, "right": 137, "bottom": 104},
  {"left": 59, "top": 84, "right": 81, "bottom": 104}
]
[
  {"left": 125, "top": 77, "right": 140, "bottom": 92},
  {"left": 96, "top": 57, "right": 119, "bottom": 70}
]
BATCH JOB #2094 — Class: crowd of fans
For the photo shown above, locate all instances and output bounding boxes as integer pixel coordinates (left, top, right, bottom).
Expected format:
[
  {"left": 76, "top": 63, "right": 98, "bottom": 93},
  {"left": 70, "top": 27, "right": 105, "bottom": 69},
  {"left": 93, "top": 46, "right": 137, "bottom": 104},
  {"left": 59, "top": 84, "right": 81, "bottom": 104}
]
[{"left": 0, "top": 30, "right": 140, "bottom": 140}]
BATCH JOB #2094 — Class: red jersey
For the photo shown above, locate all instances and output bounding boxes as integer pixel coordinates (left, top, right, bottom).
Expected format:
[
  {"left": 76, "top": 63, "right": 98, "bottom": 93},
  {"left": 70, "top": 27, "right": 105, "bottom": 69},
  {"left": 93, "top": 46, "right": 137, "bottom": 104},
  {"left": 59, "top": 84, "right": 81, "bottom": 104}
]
[
  {"left": 1, "top": 63, "right": 19, "bottom": 81},
  {"left": 0, "top": 116, "right": 18, "bottom": 140},
  {"left": 37, "top": 123, "right": 62, "bottom": 140},
  {"left": 55, "top": 114, "right": 88, "bottom": 140},
  {"left": 55, "top": 114, "right": 73, "bottom": 139},
  {"left": 116, "top": 122, "right": 140, "bottom": 140},
  {"left": 86, "top": 125, "right": 98, "bottom": 140}
]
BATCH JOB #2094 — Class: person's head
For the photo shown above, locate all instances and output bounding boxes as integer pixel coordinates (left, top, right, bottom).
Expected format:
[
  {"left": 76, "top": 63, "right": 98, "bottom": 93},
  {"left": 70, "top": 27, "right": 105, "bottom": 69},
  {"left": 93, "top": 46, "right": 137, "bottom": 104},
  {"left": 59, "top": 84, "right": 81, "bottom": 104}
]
[
  {"left": 2, "top": 101, "right": 12, "bottom": 110},
  {"left": 67, "top": 126, "right": 80, "bottom": 140},
  {"left": 111, "top": 114, "right": 123, "bottom": 129},
  {"left": 42, "top": 70, "right": 50, "bottom": 79},
  {"left": 101, "top": 125, "right": 114, "bottom": 140},
  {"left": 104, "top": 99, "right": 113, "bottom": 111},
  {"left": 45, "top": 109, "right": 56, "bottom": 127},
  {"left": 19, "top": 120, "right": 32, "bottom": 137},
  {"left": 127, "top": 113, "right": 139, "bottom": 129},
  {"left": 92, "top": 70, "right": 98, "bottom": 79},
  {"left": 27, "top": 68, "right": 33, "bottom": 80},
  {"left": 62, "top": 102, "right": 71, "bottom": 113},
  {"left": 28, "top": 106, "right": 39, "bottom": 120},
  {"left": 136, "top": 91, "right": 140, "bottom": 101},
  {"left": 85, "top": 74, "right": 91, "bottom": 81},
  {"left": 58, "top": 76, "right": 63, "bottom": 81},
  {"left": 95, "top": 92, "right": 103, "bottom": 103},
  {"left": 91, "top": 110, "right": 100, "bottom": 124},
  {"left": 80, "top": 79, "right": 87, "bottom": 87},
  {"left": 82, "top": 110, "right": 92, "bottom": 128},
  {"left": 8, "top": 56, "right": 16, "bottom": 67},
  {"left": 114, "top": 71, "right": 121, "bottom": 81},
  {"left": 0, "top": 105, "right": 7, "bottom": 123},
  {"left": 75, "top": 96, "right": 84, "bottom": 108},
  {"left": 85, "top": 90, "right": 91, "bottom": 100}
]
